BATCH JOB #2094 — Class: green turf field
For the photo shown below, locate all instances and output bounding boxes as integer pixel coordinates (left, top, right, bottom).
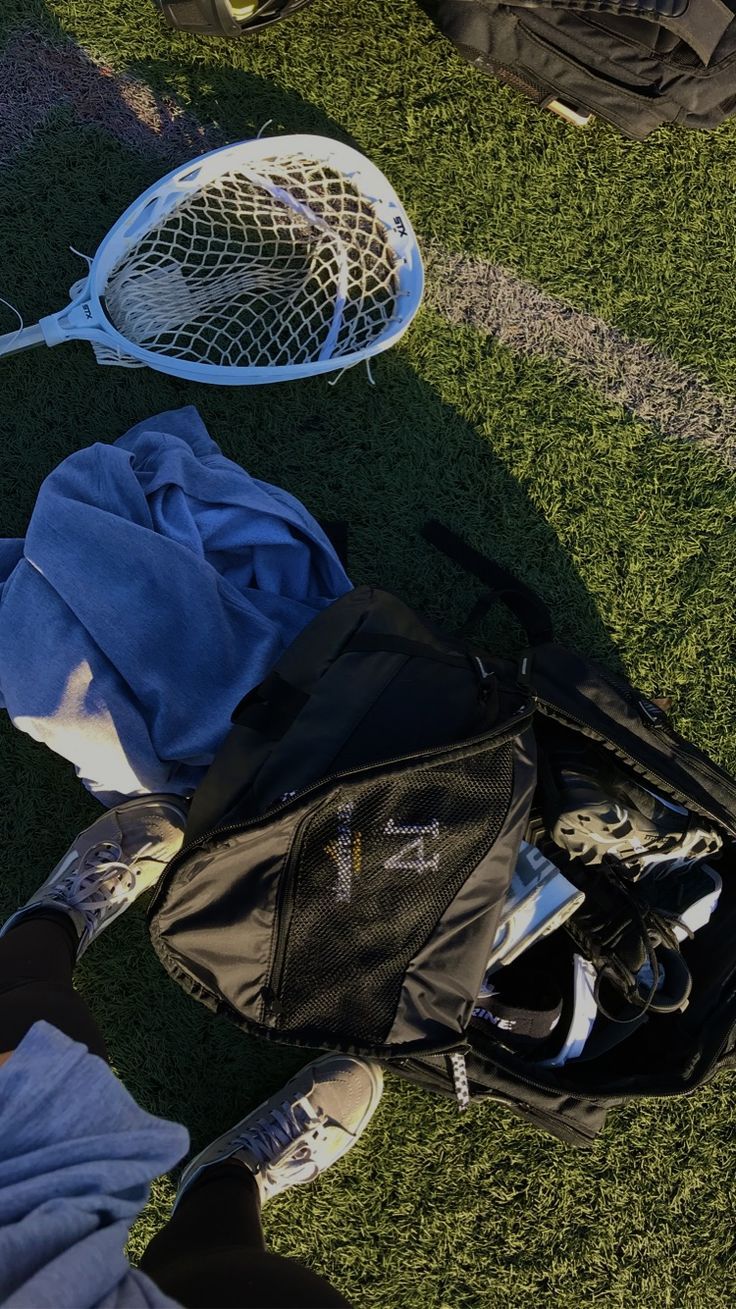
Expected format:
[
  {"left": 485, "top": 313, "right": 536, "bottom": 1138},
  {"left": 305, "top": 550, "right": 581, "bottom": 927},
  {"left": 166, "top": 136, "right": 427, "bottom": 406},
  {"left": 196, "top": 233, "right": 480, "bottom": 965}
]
[{"left": 2, "top": 1, "right": 736, "bottom": 1304}]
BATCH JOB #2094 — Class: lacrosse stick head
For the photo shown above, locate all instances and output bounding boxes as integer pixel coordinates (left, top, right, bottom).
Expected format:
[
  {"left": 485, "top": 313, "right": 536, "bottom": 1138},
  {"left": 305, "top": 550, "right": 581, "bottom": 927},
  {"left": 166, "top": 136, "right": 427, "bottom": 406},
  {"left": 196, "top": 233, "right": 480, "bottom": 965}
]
[{"left": 43, "top": 136, "right": 423, "bottom": 384}]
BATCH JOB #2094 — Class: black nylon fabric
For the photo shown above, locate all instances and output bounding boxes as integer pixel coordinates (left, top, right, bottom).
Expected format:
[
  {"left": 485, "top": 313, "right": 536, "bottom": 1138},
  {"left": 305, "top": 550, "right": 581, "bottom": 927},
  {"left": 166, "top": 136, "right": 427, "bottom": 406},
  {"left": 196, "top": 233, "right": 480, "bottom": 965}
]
[
  {"left": 389, "top": 723, "right": 537, "bottom": 1046},
  {"left": 150, "top": 587, "right": 536, "bottom": 1057},
  {"left": 417, "top": 0, "right": 736, "bottom": 136},
  {"left": 185, "top": 587, "right": 502, "bottom": 844},
  {"left": 525, "top": 643, "right": 736, "bottom": 836},
  {"left": 149, "top": 571, "right": 736, "bottom": 1146},
  {"left": 391, "top": 1050, "right": 612, "bottom": 1146},
  {"left": 150, "top": 726, "right": 535, "bottom": 1056}
]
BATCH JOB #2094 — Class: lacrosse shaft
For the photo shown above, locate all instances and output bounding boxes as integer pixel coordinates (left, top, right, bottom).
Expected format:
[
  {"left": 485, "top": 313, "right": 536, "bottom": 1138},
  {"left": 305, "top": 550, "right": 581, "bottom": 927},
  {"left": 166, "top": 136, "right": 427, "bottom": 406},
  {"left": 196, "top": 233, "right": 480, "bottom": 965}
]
[{"left": 0, "top": 323, "right": 46, "bottom": 358}]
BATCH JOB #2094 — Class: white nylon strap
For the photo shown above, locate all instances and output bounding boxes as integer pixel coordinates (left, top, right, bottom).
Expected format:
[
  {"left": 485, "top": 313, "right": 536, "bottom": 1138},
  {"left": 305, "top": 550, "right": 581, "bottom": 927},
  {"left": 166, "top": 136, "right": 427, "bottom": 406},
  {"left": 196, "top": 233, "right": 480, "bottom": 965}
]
[{"left": 449, "top": 1051, "right": 470, "bottom": 1112}]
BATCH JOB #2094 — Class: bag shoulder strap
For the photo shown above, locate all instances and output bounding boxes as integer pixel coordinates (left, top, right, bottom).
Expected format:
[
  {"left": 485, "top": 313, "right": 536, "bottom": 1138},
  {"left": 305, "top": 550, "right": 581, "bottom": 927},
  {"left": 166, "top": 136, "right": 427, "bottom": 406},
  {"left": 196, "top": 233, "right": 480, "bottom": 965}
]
[{"left": 422, "top": 519, "right": 554, "bottom": 645}]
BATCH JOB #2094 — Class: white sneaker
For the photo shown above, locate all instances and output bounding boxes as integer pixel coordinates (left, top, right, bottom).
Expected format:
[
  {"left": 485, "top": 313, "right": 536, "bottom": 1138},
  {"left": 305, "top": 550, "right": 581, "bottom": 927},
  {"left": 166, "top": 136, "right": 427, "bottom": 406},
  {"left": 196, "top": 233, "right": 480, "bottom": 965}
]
[
  {"left": 0, "top": 794, "right": 188, "bottom": 957},
  {"left": 177, "top": 1055, "right": 384, "bottom": 1207}
]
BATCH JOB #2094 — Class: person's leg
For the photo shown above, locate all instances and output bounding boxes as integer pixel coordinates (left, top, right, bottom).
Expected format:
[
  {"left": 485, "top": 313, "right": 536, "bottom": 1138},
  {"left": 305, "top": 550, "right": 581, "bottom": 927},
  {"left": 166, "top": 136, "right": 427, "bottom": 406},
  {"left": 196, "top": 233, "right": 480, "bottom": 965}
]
[
  {"left": 0, "top": 910, "right": 108, "bottom": 1058},
  {"left": 0, "top": 794, "right": 187, "bottom": 1061},
  {"left": 141, "top": 1162, "right": 350, "bottom": 1308},
  {"left": 141, "top": 1054, "right": 384, "bottom": 1309}
]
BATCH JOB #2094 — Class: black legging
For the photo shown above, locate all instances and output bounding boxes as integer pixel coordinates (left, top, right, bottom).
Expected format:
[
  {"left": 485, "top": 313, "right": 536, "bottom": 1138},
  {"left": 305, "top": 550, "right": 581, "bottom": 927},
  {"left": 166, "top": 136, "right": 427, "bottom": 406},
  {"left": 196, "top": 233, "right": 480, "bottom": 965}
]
[
  {"left": 0, "top": 912, "right": 108, "bottom": 1058},
  {"left": 0, "top": 913, "right": 350, "bottom": 1309}
]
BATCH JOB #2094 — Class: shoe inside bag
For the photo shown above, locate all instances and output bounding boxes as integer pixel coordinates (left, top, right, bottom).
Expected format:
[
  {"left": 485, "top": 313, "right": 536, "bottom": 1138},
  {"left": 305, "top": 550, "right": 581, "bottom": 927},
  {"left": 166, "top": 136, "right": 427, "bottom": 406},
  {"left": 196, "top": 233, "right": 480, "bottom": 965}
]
[{"left": 470, "top": 742, "right": 736, "bottom": 1098}]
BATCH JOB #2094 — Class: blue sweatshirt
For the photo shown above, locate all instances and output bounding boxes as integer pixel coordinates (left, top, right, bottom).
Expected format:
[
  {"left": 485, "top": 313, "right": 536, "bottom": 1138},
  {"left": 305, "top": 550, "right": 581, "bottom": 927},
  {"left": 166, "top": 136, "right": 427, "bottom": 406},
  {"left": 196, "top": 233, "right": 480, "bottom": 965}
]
[
  {"left": 0, "top": 406, "right": 351, "bottom": 804},
  {"left": 0, "top": 1022, "right": 189, "bottom": 1307}
]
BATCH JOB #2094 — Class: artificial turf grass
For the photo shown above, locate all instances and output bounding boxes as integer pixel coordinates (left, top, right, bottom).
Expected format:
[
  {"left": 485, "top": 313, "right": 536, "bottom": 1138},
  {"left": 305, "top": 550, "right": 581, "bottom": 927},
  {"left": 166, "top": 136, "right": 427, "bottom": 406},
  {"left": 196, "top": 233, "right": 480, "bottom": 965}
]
[
  {"left": 9, "top": 0, "right": 736, "bottom": 392},
  {"left": 3, "top": 283, "right": 736, "bottom": 1305},
  {"left": 2, "top": 7, "right": 736, "bottom": 1305}
]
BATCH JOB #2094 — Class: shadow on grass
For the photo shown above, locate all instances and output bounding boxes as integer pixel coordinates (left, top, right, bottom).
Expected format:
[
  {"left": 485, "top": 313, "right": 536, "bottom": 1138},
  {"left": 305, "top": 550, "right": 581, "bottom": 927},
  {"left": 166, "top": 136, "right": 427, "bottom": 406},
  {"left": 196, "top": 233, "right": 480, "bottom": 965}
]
[{"left": 0, "top": 25, "right": 625, "bottom": 1147}]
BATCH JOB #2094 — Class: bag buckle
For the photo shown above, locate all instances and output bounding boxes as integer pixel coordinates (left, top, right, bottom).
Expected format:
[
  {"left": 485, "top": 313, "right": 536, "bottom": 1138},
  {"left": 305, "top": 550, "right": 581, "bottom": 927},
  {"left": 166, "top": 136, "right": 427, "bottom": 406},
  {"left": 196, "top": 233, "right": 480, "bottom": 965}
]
[{"left": 638, "top": 695, "right": 672, "bottom": 728}]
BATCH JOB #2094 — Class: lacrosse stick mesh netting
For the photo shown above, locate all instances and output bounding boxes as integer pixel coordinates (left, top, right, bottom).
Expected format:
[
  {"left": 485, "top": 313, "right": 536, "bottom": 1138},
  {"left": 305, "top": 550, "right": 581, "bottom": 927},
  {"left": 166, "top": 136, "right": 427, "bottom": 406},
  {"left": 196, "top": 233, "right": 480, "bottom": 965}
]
[{"left": 103, "top": 156, "right": 401, "bottom": 368}]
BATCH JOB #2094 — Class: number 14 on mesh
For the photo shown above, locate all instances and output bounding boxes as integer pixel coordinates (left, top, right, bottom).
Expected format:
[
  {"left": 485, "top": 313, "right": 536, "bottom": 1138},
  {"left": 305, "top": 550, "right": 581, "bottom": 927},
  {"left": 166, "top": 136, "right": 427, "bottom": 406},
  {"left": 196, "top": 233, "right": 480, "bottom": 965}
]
[{"left": 0, "top": 136, "right": 424, "bottom": 385}]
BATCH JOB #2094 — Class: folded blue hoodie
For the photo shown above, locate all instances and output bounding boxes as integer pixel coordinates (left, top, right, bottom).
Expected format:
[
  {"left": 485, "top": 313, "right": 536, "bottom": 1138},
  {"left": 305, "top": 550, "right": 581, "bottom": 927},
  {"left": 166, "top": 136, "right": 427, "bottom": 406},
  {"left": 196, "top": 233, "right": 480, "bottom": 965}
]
[{"left": 0, "top": 407, "right": 351, "bottom": 803}]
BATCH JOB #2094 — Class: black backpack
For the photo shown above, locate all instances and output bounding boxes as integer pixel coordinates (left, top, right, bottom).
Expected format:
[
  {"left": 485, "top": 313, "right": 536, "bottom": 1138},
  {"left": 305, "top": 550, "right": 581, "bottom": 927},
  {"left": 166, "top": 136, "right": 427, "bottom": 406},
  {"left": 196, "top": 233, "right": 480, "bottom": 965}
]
[
  {"left": 417, "top": 0, "right": 736, "bottom": 138},
  {"left": 148, "top": 524, "right": 736, "bottom": 1146}
]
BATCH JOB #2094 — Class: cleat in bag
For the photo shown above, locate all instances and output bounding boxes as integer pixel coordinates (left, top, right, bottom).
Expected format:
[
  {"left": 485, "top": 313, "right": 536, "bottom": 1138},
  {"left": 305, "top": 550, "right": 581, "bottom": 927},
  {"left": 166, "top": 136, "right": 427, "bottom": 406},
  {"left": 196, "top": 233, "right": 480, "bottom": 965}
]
[
  {"left": 544, "top": 729, "right": 722, "bottom": 880},
  {"left": 483, "top": 840, "right": 584, "bottom": 974},
  {"left": 562, "top": 864, "right": 693, "bottom": 1017}
]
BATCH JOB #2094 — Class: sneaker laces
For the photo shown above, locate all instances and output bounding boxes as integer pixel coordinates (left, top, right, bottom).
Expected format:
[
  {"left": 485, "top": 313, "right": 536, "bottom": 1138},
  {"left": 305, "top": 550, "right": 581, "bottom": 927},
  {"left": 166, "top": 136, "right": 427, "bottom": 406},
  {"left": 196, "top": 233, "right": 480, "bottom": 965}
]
[
  {"left": 591, "top": 863, "right": 694, "bottom": 1021},
  {"left": 231, "top": 1096, "right": 330, "bottom": 1173},
  {"left": 49, "top": 841, "right": 155, "bottom": 937}
]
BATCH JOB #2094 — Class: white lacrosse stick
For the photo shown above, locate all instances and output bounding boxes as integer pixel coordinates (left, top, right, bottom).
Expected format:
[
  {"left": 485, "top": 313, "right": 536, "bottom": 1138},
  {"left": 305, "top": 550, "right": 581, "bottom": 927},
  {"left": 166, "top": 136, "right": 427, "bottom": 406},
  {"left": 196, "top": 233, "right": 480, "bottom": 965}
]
[{"left": 0, "top": 136, "right": 423, "bottom": 385}]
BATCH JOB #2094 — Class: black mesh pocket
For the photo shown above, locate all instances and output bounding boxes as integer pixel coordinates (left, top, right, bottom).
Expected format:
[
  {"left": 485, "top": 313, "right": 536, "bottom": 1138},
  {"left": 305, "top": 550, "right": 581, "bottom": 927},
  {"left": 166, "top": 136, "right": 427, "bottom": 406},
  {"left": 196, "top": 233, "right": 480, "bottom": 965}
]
[{"left": 267, "top": 742, "right": 515, "bottom": 1046}]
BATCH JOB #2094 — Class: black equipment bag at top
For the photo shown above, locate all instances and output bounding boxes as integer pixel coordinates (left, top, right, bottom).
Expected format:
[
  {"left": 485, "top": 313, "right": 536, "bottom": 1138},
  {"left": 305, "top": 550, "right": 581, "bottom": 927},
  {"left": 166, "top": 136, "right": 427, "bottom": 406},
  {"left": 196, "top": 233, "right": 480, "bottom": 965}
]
[
  {"left": 417, "top": 0, "right": 736, "bottom": 138},
  {"left": 149, "top": 523, "right": 736, "bottom": 1145},
  {"left": 154, "top": 0, "right": 315, "bottom": 38}
]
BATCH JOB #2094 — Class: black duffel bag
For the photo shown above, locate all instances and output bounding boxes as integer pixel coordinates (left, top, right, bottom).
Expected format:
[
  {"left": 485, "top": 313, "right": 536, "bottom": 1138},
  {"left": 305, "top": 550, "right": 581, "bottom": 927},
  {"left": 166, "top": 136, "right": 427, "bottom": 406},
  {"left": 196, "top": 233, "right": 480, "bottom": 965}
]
[
  {"left": 417, "top": 0, "right": 736, "bottom": 137},
  {"left": 148, "top": 526, "right": 736, "bottom": 1145}
]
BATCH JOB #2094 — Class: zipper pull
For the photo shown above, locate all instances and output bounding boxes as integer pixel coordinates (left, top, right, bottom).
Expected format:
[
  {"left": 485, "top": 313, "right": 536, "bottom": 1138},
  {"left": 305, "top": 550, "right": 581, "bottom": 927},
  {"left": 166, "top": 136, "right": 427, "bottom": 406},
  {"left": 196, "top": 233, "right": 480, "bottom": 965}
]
[
  {"left": 518, "top": 651, "right": 533, "bottom": 688},
  {"left": 449, "top": 1050, "right": 470, "bottom": 1111},
  {"left": 260, "top": 986, "right": 285, "bottom": 1018},
  {"left": 471, "top": 655, "right": 496, "bottom": 703},
  {"left": 638, "top": 695, "right": 672, "bottom": 729}
]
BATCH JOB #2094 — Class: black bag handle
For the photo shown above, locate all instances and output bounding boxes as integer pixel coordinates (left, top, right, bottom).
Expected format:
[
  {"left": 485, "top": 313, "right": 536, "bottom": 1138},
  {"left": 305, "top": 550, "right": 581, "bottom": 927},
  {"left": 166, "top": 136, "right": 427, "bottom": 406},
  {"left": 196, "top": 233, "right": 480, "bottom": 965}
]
[
  {"left": 231, "top": 671, "right": 309, "bottom": 735},
  {"left": 422, "top": 519, "right": 554, "bottom": 646}
]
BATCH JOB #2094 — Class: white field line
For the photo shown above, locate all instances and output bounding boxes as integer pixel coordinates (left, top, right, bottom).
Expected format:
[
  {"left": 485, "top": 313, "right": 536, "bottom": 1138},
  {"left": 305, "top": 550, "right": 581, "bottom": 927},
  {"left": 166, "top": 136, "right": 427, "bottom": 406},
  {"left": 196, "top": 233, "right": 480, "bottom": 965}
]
[{"left": 424, "top": 246, "right": 736, "bottom": 467}]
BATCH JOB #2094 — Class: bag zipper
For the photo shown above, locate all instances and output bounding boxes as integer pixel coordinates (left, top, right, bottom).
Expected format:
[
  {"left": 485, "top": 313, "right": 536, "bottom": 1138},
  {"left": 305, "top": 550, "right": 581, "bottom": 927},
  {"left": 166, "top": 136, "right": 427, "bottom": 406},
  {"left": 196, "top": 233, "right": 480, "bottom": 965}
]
[
  {"left": 572, "top": 669, "right": 736, "bottom": 804},
  {"left": 396, "top": 1051, "right": 602, "bottom": 1145},
  {"left": 151, "top": 701, "right": 535, "bottom": 913},
  {"left": 641, "top": 717, "right": 736, "bottom": 796},
  {"left": 260, "top": 797, "right": 330, "bottom": 1023}
]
